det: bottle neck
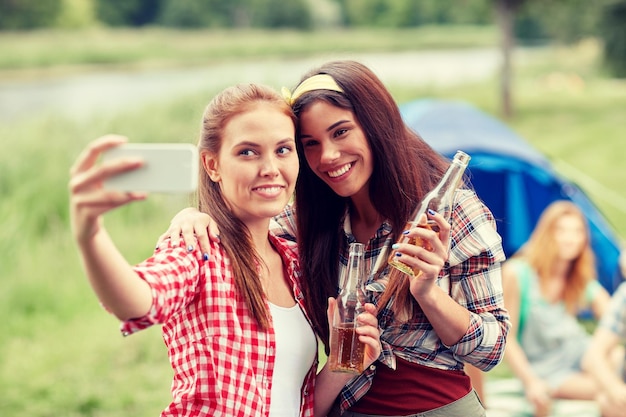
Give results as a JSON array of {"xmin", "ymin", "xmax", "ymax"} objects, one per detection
[{"xmin": 410, "ymin": 158, "xmax": 468, "ymax": 223}]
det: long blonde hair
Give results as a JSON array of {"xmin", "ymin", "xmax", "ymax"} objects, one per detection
[
  {"xmin": 197, "ymin": 83, "xmax": 296, "ymax": 329},
  {"xmin": 515, "ymin": 200, "xmax": 596, "ymax": 313}
]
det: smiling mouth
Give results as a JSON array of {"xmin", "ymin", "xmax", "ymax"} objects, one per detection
[
  {"xmin": 252, "ymin": 186, "xmax": 284, "ymax": 195},
  {"xmin": 327, "ymin": 163, "xmax": 353, "ymax": 178}
]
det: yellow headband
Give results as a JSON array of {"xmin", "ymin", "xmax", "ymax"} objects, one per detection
[{"xmin": 281, "ymin": 74, "xmax": 344, "ymax": 106}]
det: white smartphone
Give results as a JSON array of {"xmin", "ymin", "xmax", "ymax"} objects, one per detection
[{"xmin": 102, "ymin": 143, "xmax": 198, "ymax": 193}]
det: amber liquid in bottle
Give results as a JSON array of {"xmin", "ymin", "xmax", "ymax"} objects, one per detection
[
  {"xmin": 388, "ymin": 150, "xmax": 470, "ymax": 277},
  {"xmin": 329, "ymin": 242, "xmax": 366, "ymax": 374},
  {"xmin": 328, "ymin": 324, "xmax": 366, "ymax": 373},
  {"xmin": 388, "ymin": 221, "xmax": 439, "ymax": 276}
]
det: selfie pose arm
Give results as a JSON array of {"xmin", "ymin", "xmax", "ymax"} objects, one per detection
[{"xmin": 69, "ymin": 135, "xmax": 153, "ymax": 320}]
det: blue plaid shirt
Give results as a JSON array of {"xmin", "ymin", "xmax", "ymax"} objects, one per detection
[{"xmin": 272, "ymin": 189, "xmax": 510, "ymax": 413}]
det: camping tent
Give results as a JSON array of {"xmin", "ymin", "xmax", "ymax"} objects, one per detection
[{"xmin": 400, "ymin": 98, "xmax": 624, "ymax": 292}]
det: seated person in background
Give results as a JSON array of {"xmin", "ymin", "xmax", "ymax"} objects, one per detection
[
  {"xmin": 502, "ymin": 200, "xmax": 611, "ymax": 417},
  {"xmin": 582, "ymin": 254, "xmax": 626, "ymax": 417}
]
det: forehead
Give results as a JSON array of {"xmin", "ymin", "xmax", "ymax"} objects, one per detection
[
  {"xmin": 555, "ymin": 213, "xmax": 585, "ymax": 229},
  {"xmin": 223, "ymin": 104, "xmax": 294, "ymax": 136},
  {"xmin": 298, "ymin": 101, "xmax": 354, "ymax": 129}
]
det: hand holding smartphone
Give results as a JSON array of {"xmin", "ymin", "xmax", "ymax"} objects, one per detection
[{"xmin": 102, "ymin": 143, "xmax": 198, "ymax": 193}]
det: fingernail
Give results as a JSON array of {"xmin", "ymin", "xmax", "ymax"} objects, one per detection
[
  {"xmin": 402, "ymin": 230, "xmax": 410, "ymax": 235},
  {"xmin": 203, "ymin": 253, "xmax": 209, "ymax": 261},
  {"xmin": 395, "ymin": 252, "xmax": 402, "ymax": 257},
  {"xmin": 187, "ymin": 245, "xmax": 194, "ymax": 252},
  {"xmin": 392, "ymin": 244, "xmax": 399, "ymax": 250},
  {"xmin": 427, "ymin": 209, "xmax": 436, "ymax": 216}
]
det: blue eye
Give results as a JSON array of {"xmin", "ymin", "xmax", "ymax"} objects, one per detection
[
  {"xmin": 277, "ymin": 146, "xmax": 293, "ymax": 155},
  {"xmin": 239, "ymin": 149, "xmax": 255, "ymax": 156}
]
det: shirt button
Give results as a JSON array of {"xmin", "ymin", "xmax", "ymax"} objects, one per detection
[{"xmin": 369, "ymin": 365, "xmax": 376, "ymax": 371}]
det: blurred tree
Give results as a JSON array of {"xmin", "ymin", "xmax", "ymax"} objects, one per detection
[
  {"xmin": 338, "ymin": 0, "xmax": 494, "ymax": 27},
  {"xmin": 158, "ymin": 0, "xmax": 311, "ymax": 29},
  {"xmin": 95, "ymin": 0, "xmax": 164, "ymax": 26},
  {"xmin": 247, "ymin": 0, "xmax": 312, "ymax": 29},
  {"xmin": 494, "ymin": 0, "xmax": 525, "ymax": 119},
  {"xmin": 55, "ymin": 0, "xmax": 97, "ymax": 29},
  {"xmin": 447, "ymin": 0, "xmax": 493, "ymax": 25},
  {"xmin": 601, "ymin": 0, "xmax": 626, "ymax": 77},
  {"xmin": 515, "ymin": 0, "xmax": 602, "ymax": 45},
  {"xmin": 339, "ymin": 0, "xmax": 393, "ymax": 26},
  {"xmin": 304, "ymin": 0, "xmax": 342, "ymax": 27},
  {"xmin": 0, "ymin": 0, "xmax": 62, "ymax": 29},
  {"xmin": 158, "ymin": 0, "xmax": 225, "ymax": 28}
]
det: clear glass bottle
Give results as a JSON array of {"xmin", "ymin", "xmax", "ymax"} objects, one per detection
[
  {"xmin": 328, "ymin": 242, "xmax": 367, "ymax": 374},
  {"xmin": 388, "ymin": 150, "xmax": 471, "ymax": 277}
]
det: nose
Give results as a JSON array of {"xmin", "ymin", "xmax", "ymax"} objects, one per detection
[
  {"xmin": 320, "ymin": 142, "xmax": 340, "ymax": 164},
  {"xmin": 259, "ymin": 156, "xmax": 280, "ymax": 177}
]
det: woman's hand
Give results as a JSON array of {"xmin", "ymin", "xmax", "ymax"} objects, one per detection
[
  {"xmin": 357, "ymin": 302, "xmax": 383, "ymax": 368},
  {"xmin": 69, "ymin": 135, "xmax": 146, "ymax": 244},
  {"xmin": 313, "ymin": 299, "xmax": 381, "ymax": 417},
  {"xmin": 326, "ymin": 298, "xmax": 381, "ymax": 369},
  {"xmin": 156, "ymin": 208, "xmax": 217, "ymax": 254},
  {"xmin": 393, "ymin": 210, "xmax": 450, "ymax": 299}
]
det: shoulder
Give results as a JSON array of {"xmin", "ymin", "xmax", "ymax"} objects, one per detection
[
  {"xmin": 269, "ymin": 232, "xmax": 298, "ymax": 260},
  {"xmin": 270, "ymin": 203, "xmax": 297, "ymax": 242},
  {"xmin": 611, "ymin": 281, "xmax": 626, "ymax": 303},
  {"xmin": 598, "ymin": 281, "xmax": 626, "ymax": 335},
  {"xmin": 503, "ymin": 258, "xmax": 529, "ymax": 276},
  {"xmin": 453, "ymin": 189, "xmax": 495, "ymax": 223},
  {"xmin": 502, "ymin": 259, "xmax": 533, "ymax": 291}
]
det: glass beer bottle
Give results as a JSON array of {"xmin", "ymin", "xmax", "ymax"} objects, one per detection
[
  {"xmin": 388, "ymin": 150, "xmax": 471, "ymax": 277},
  {"xmin": 329, "ymin": 242, "xmax": 367, "ymax": 374}
]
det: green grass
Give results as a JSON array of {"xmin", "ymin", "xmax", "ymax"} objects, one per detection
[
  {"xmin": 1, "ymin": 28, "xmax": 625, "ymax": 416},
  {"xmin": 0, "ymin": 25, "xmax": 498, "ymax": 77}
]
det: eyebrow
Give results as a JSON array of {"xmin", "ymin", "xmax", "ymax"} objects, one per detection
[
  {"xmin": 300, "ymin": 119, "xmax": 350, "ymax": 139},
  {"xmin": 234, "ymin": 138, "xmax": 295, "ymax": 147}
]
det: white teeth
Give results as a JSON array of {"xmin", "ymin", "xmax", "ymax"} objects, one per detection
[
  {"xmin": 328, "ymin": 163, "xmax": 352, "ymax": 178},
  {"xmin": 255, "ymin": 186, "xmax": 282, "ymax": 193}
]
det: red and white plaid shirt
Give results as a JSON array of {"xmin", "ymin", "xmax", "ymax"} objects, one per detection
[{"xmin": 119, "ymin": 233, "xmax": 317, "ymax": 417}]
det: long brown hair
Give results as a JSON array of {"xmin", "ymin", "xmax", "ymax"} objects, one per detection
[
  {"xmin": 514, "ymin": 200, "xmax": 596, "ymax": 313},
  {"xmin": 291, "ymin": 60, "xmax": 448, "ymax": 347},
  {"xmin": 197, "ymin": 83, "xmax": 296, "ymax": 329}
]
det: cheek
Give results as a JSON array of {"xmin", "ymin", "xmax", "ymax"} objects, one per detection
[
  {"xmin": 288, "ymin": 159, "xmax": 300, "ymax": 178},
  {"xmin": 303, "ymin": 149, "xmax": 319, "ymax": 170}
]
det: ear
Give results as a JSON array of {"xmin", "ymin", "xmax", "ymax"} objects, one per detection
[{"xmin": 201, "ymin": 151, "xmax": 220, "ymax": 182}]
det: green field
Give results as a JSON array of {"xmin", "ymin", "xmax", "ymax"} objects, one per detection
[{"xmin": 1, "ymin": 27, "xmax": 624, "ymax": 416}]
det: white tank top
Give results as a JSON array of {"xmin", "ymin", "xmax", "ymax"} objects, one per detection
[{"xmin": 268, "ymin": 302, "xmax": 317, "ymax": 417}]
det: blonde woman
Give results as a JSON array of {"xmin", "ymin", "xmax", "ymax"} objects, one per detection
[{"xmin": 502, "ymin": 200, "xmax": 611, "ymax": 416}]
